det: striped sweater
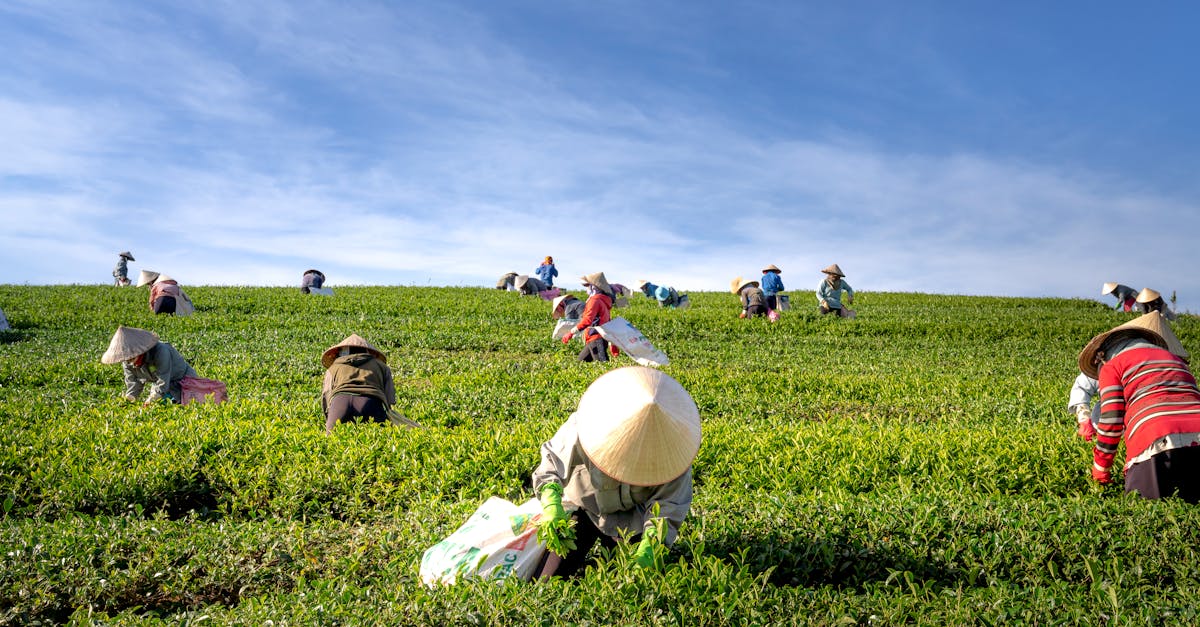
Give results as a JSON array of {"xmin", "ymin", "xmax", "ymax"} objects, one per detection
[{"xmin": 1095, "ymin": 346, "xmax": 1200, "ymax": 473}]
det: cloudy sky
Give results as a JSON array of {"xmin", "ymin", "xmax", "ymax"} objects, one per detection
[{"xmin": 2, "ymin": 2, "xmax": 1198, "ymax": 310}]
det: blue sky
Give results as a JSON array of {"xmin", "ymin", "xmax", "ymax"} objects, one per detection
[{"xmin": 2, "ymin": 1, "xmax": 1198, "ymax": 311}]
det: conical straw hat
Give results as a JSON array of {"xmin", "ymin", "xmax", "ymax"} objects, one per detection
[
  {"xmin": 100, "ymin": 326, "xmax": 159, "ymax": 364},
  {"xmin": 155, "ymin": 274, "xmax": 174, "ymax": 284},
  {"xmin": 321, "ymin": 334, "xmax": 387, "ymax": 368},
  {"xmin": 119, "ymin": 251, "xmax": 135, "ymax": 261},
  {"xmin": 636, "ymin": 279, "xmax": 650, "ymax": 290},
  {"xmin": 1136, "ymin": 288, "xmax": 1161, "ymax": 304},
  {"xmin": 1078, "ymin": 312, "xmax": 1189, "ymax": 378},
  {"xmin": 551, "ymin": 294, "xmax": 577, "ymax": 319},
  {"xmin": 137, "ymin": 270, "xmax": 160, "ymax": 287},
  {"xmin": 729, "ymin": 276, "xmax": 743, "ymax": 294},
  {"xmin": 762, "ymin": 264, "xmax": 782, "ymax": 273},
  {"xmin": 580, "ymin": 272, "xmax": 613, "ymax": 296},
  {"xmin": 1101, "ymin": 282, "xmax": 1119, "ymax": 295},
  {"xmin": 732, "ymin": 277, "xmax": 759, "ymax": 294},
  {"xmin": 575, "ymin": 367, "xmax": 701, "ymax": 486},
  {"xmin": 821, "ymin": 264, "xmax": 845, "ymax": 277},
  {"xmin": 514, "ymin": 275, "xmax": 531, "ymax": 289}
]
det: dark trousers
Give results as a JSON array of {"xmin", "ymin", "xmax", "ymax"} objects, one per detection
[
  {"xmin": 578, "ymin": 338, "xmax": 610, "ymax": 362},
  {"xmin": 152, "ymin": 296, "xmax": 177, "ymax": 314},
  {"xmin": 325, "ymin": 394, "xmax": 388, "ymax": 434},
  {"xmin": 745, "ymin": 304, "xmax": 768, "ymax": 318},
  {"xmin": 536, "ymin": 512, "xmax": 628, "ymax": 579},
  {"xmin": 1124, "ymin": 446, "xmax": 1200, "ymax": 503},
  {"xmin": 765, "ymin": 295, "xmax": 778, "ymax": 310}
]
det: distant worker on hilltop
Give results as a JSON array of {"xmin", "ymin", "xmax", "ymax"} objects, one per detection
[
  {"xmin": 301, "ymin": 269, "xmax": 330, "ymax": 295},
  {"xmin": 1101, "ymin": 282, "xmax": 1138, "ymax": 312},
  {"xmin": 636, "ymin": 279, "xmax": 686, "ymax": 309},
  {"xmin": 817, "ymin": 264, "xmax": 855, "ymax": 318},
  {"xmin": 535, "ymin": 256, "xmax": 559, "ymax": 289},
  {"xmin": 112, "ymin": 251, "xmax": 135, "ymax": 286},
  {"xmin": 1136, "ymin": 288, "xmax": 1176, "ymax": 321},
  {"xmin": 1077, "ymin": 312, "xmax": 1198, "ymax": 502},
  {"xmin": 496, "ymin": 272, "xmax": 519, "ymax": 290},
  {"xmin": 760, "ymin": 264, "xmax": 785, "ymax": 310}
]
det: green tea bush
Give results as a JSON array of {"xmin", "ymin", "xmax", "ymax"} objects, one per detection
[{"xmin": 0, "ymin": 285, "xmax": 1197, "ymax": 624}]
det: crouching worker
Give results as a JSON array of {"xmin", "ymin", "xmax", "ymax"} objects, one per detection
[
  {"xmin": 321, "ymin": 334, "xmax": 396, "ymax": 435},
  {"xmin": 731, "ymin": 277, "xmax": 768, "ymax": 318},
  {"xmin": 1078, "ymin": 312, "xmax": 1199, "ymax": 502},
  {"xmin": 817, "ymin": 264, "xmax": 854, "ymax": 317},
  {"xmin": 101, "ymin": 326, "xmax": 197, "ymax": 405},
  {"xmin": 533, "ymin": 366, "xmax": 701, "ymax": 578}
]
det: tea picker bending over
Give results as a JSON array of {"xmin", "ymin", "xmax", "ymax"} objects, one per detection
[
  {"xmin": 321, "ymin": 334, "xmax": 397, "ymax": 435},
  {"xmin": 496, "ymin": 272, "xmax": 519, "ymax": 290},
  {"xmin": 101, "ymin": 326, "xmax": 197, "ymax": 406},
  {"xmin": 731, "ymin": 276, "xmax": 767, "ymax": 318},
  {"xmin": 636, "ymin": 280, "xmax": 684, "ymax": 308},
  {"xmin": 1078, "ymin": 312, "xmax": 1200, "ymax": 501},
  {"xmin": 1136, "ymin": 288, "xmax": 1176, "ymax": 321},
  {"xmin": 1101, "ymin": 282, "xmax": 1139, "ymax": 312},
  {"xmin": 514, "ymin": 274, "xmax": 549, "ymax": 296},
  {"xmin": 533, "ymin": 366, "xmax": 701, "ymax": 578},
  {"xmin": 301, "ymin": 269, "xmax": 326, "ymax": 294}
]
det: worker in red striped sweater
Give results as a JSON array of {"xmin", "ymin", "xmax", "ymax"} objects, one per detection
[{"xmin": 1078, "ymin": 312, "xmax": 1199, "ymax": 502}]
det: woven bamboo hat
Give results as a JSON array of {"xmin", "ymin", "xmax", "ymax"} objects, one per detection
[
  {"xmin": 1077, "ymin": 312, "xmax": 1189, "ymax": 378},
  {"xmin": 1136, "ymin": 288, "xmax": 1162, "ymax": 304},
  {"xmin": 636, "ymin": 279, "xmax": 650, "ymax": 290},
  {"xmin": 580, "ymin": 272, "xmax": 613, "ymax": 296},
  {"xmin": 1101, "ymin": 282, "xmax": 1119, "ymax": 295},
  {"xmin": 321, "ymin": 334, "xmax": 387, "ymax": 368},
  {"xmin": 514, "ymin": 275, "xmax": 531, "ymax": 289},
  {"xmin": 119, "ymin": 251, "xmax": 135, "ymax": 261},
  {"xmin": 551, "ymin": 294, "xmax": 578, "ymax": 319},
  {"xmin": 575, "ymin": 366, "xmax": 701, "ymax": 486},
  {"xmin": 822, "ymin": 264, "xmax": 845, "ymax": 277},
  {"xmin": 762, "ymin": 264, "xmax": 782, "ymax": 273},
  {"xmin": 155, "ymin": 274, "xmax": 174, "ymax": 284},
  {"xmin": 137, "ymin": 270, "xmax": 160, "ymax": 287},
  {"xmin": 100, "ymin": 326, "xmax": 159, "ymax": 364},
  {"xmin": 730, "ymin": 277, "xmax": 759, "ymax": 294}
]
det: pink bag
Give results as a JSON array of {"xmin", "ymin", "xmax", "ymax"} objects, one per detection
[
  {"xmin": 767, "ymin": 309, "xmax": 781, "ymax": 322},
  {"xmin": 179, "ymin": 376, "xmax": 229, "ymax": 405},
  {"xmin": 538, "ymin": 288, "xmax": 561, "ymax": 301}
]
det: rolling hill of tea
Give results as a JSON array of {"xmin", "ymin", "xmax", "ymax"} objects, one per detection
[{"xmin": 1, "ymin": 285, "xmax": 1198, "ymax": 625}]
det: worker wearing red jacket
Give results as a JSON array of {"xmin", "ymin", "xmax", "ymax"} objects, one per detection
[
  {"xmin": 1078, "ymin": 312, "xmax": 1200, "ymax": 502},
  {"xmin": 562, "ymin": 271, "xmax": 620, "ymax": 362}
]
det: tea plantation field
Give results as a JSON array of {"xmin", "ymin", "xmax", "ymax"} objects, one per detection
[{"xmin": 1, "ymin": 285, "xmax": 1198, "ymax": 625}]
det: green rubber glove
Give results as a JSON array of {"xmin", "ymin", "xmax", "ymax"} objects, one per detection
[
  {"xmin": 540, "ymin": 483, "xmax": 566, "ymax": 523},
  {"xmin": 633, "ymin": 523, "xmax": 660, "ymax": 568}
]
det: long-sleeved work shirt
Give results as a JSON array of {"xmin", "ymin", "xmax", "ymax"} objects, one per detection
[
  {"xmin": 532, "ymin": 413, "xmax": 692, "ymax": 545},
  {"xmin": 817, "ymin": 278, "xmax": 854, "ymax": 309},
  {"xmin": 122, "ymin": 341, "xmax": 198, "ymax": 402},
  {"xmin": 760, "ymin": 272, "xmax": 784, "ymax": 296}
]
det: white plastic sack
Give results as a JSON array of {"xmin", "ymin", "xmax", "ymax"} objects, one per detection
[
  {"xmin": 309, "ymin": 287, "xmax": 335, "ymax": 296},
  {"xmin": 420, "ymin": 497, "xmax": 547, "ymax": 586},
  {"xmin": 175, "ymin": 291, "xmax": 195, "ymax": 317},
  {"xmin": 552, "ymin": 319, "xmax": 576, "ymax": 341},
  {"xmin": 595, "ymin": 317, "xmax": 670, "ymax": 367},
  {"xmin": 776, "ymin": 294, "xmax": 791, "ymax": 311}
]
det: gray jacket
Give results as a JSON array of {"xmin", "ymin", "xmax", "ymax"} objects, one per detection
[
  {"xmin": 533, "ymin": 413, "xmax": 692, "ymax": 544},
  {"xmin": 122, "ymin": 341, "xmax": 198, "ymax": 402}
]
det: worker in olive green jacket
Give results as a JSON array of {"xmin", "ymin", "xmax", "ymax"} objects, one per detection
[{"xmin": 321, "ymin": 334, "xmax": 396, "ymax": 434}]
